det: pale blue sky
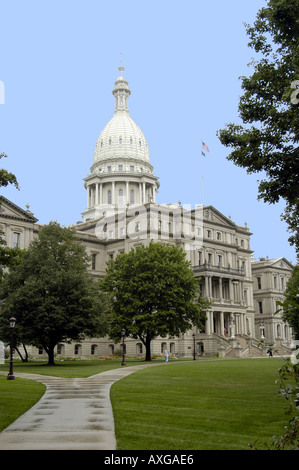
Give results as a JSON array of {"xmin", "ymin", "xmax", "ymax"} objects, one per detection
[{"xmin": 0, "ymin": 0, "xmax": 296, "ymax": 263}]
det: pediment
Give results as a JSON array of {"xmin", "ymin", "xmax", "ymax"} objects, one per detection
[
  {"xmin": 0, "ymin": 196, "xmax": 38, "ymax": 223},
  {"xmin": 203, "ymin": 206, "xmax": 237, "ymax": 229},
  {"xmin": 270, "ymin": 258, "xmax": 293, "ymax": 271}
]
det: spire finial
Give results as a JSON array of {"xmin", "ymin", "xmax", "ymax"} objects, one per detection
[{"xmin": 118, "ymin": 52, "xmax": 125, "ymax": 76}]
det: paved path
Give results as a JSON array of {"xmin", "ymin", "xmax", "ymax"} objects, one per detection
[{"xmin": 0, "ymin": 363, "xmax": 160, "ymax": 450}]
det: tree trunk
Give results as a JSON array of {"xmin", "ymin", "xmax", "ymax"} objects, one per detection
[
  {"xmin": 47, "ymin": 345, "xmax": 56, "ymax": 365},
  {"xmin": 145, "ymin": 335, "xmax": 151, "ymax": 361}
]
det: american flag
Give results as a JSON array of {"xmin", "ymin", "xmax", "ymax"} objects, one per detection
[{"xmin": 202, "ymin": 142, "xmax": 210, "ymax": 152}]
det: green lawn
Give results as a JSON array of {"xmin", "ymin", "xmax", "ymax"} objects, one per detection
[
  {"xmin": 0, "ymin": 375, "xmax": 46, "ymax": 432},
  {"xmin": 0, "ymin": 357, "xmax": 148, "ymax": 378},
  {"xmin": 110, "ymin": 358, "xmax": 291, "ymax": 450},
  {"xmin": 0, "ymin": 357, "xmax": 293, "ymax": 450}
]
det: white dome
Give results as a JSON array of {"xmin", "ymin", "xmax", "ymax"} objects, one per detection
[
  {"xmin": 93, "ymin": 112, "xmax": 150, "ymax": 163},
  {"xmin": 93, "ymin": 69, "xmax": 150, "ymax": 164}
]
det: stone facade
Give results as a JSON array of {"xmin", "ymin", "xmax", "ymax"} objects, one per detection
[
  {"xmin": 0, "ymin": 66, "xmax": 294, "ymax": 359},
  {"xmin": 252, "ymin": 257, "xmax": 293, "ymax": 346}
]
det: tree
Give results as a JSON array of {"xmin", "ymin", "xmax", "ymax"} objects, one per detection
[
  {"xmin": 0, "ymin": 153, "xmax": 19, "ymax": 190},
  {"xmin": 100, "ymin": 241, "xmax": 209, "ymax": 361},
  {"xmin": 0, "ymin": 222, "xmax": 110, "ymax": 365},
  {"xmin": 217, "ymin": 0, "xmax": 299, "ymax": 256},
  {"xmin": 278, "ymin": 264, "xmax": 299, "ymax": 340}
]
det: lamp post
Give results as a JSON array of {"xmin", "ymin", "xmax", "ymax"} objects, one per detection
[
  {"xmin": 192, "ymin": 333, "xmax": 196, "ymax": 360},
  {"xmin": 7, "ymin": 317, "xmax": 16, "ymax": 380},
  {"xmin": 121, "ymin": 328, "xmax": 126, "ymax": 366}
]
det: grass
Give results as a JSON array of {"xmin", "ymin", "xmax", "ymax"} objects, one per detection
[
  {"xmin": 110, "ymin": 358, "xmax": 291, "ymax": 450},
  {"xmin": 0, "ymin": 375, "xmax": 46, "ymax": 432},
  {"xmin": 0, "ymin": 357, "xmax": 293, "ymax": 449},
  {"xmin": 0, "ymin": 357, "xmax": 153, "ymax": 378}
]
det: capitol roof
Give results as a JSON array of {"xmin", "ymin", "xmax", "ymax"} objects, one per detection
[{"xmin": 93, "ymin": 67, "xmax": 150, "ymax": 164}]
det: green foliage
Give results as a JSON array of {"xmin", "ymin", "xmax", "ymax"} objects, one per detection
[
  {"xmin": 0, "ymin": 153, "xmax": 19, "ymax": 190},
  {"xmin": 0, "ymin": 222, "xmax": 110, "ymax": 364},
  {"xmin": 100, "ymin": 241, "xmax": 209, "ymax": 361},
  {"xmin": 272, "ymin": 359, "xmax": 299, "ymax": 449},
  {"xmin": 217, "ymin": 0, "xmax": 299, "ymax": 256}
]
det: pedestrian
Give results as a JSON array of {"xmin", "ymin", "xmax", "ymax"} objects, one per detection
[
  {"xmin": 267, "ymin": 347, "xmax": 273, "ymax": 357},
  {"xmin": 164, "ymin": 349, "xmax": 169, "ymax": 363}
]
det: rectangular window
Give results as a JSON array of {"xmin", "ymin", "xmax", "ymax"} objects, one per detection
[
  {"xmin": 91, "ymin": 253, "xmax": 97, "ymax": 270},
  {"xmin": 12, "ymin": 232, "xmax": 20, "ymax": 248},
  {"xmin": 257, "ymin": 277, "xmax": 262, "ymax": 289},
  {"xmin": 258, "ymin": 301, "xmax": 263, "ymax": 314}
]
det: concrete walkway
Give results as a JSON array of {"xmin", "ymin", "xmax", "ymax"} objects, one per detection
[{"xmin": 0, "ymin": 363, "xmax": 160, "ymax": 450}]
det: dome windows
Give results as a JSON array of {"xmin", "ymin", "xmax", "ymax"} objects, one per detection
[
  {"xmin": 109, "ymin": 138, "xmax": 112, "ymax": 145},
  {"xmin": 130, "ymin": 138, "xmax": 133, "ymax": 145},
  {"xmin": 119, "ymin": 137, "xmax": 122, "ymax": 145}
]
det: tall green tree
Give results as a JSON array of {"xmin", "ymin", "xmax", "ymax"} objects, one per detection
[
  {"xmin": 100, "ymin": 241, "xmax": 209, "ymax": 361},
  {"xmin": 0, "ymin": 222, "xmax": 110, "ymax": 365},
  {"xmin": 217, "ymin": 0, "xmax": 299, "ymax": 256}
]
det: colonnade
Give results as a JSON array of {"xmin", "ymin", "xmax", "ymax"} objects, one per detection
[
  {"xmin": 205, "ymin": 310, "xmax": 250, "ymax": 337},
  {"xmin": 203, "ymin": 275, "xmax": 245, "ymax": 304},
  {"xmin": 86, "ymin": 180, "xmax": 156, "ymax": 209}
]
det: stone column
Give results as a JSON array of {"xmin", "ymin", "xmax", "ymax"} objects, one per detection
[
  {"xmin": 95, "ymin": 183, "xmax": 99, "ymax": 205},
  {"xmin": 206, "ymin": 311, "xmax": 211, "ymax": 335},
  {"xmin": 229, "ymin": 279, "xmax": 234, "ymax": 302},
  {"xmin": 220, "ymin": 311, "xmax": 224, "ymax": 336},
  {"xmin": 126, "ymin": 181, "xmax": 129, "ymax": 204},
  {"xmin": 99, "ymin": 183, "xmax": 103, "ymax": 206},
  {"xmin": 139, "ymin": 183, "xmax": 142, "ymax": 203},
  {"xmin": 112, "ymin": 182, "xmax": 115, "ymax": 205},
  {"xmin": 87, "ymin": 185, "xmax": 90, "ymax": 209}
]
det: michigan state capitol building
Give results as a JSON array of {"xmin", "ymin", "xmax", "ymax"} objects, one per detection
[{"xmin": 0, "ymin": 66, "xmax": 294, "ymax": 359}]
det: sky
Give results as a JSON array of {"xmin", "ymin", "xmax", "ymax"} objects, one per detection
[{"xmin": 0, "ymin": 0, "xmax": 296, "ymax": 264}]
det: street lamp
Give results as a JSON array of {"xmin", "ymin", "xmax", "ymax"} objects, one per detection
[
  {"xmin": 121, "ymin": 328, "xmax": 126, "ymax": 366},
  {"xmin": 192, "ymin": 333, "xmax": 196, "ymax": 360},
  {"xmin": 7, "ymin": 317, "xmax": 16, "ymax": 381}
]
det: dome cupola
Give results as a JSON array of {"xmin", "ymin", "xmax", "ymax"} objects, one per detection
[{"xmin": 82, "ymin": 65, "xmax": 159, "ymax": 222}]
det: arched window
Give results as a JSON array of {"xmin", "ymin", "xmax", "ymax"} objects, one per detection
[
  {"xmin": 130, "ymin": 189, "xmax": 135, "ymax": 204},
  {"xmin": 119, "ymin": 189, "xmax": 124, "ymax": 204},
  {"xmin": 74, "ymin": 344, "xmax": 82, "ymax": 356},
  {"xmin": 91, "ymin": 344, "xmax": 98, "ymax": 355}
]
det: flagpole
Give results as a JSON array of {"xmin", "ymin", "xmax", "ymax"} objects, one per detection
[{"xmin": 200, "ymin": 141, "xmax": 210, "ymax": 206}]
